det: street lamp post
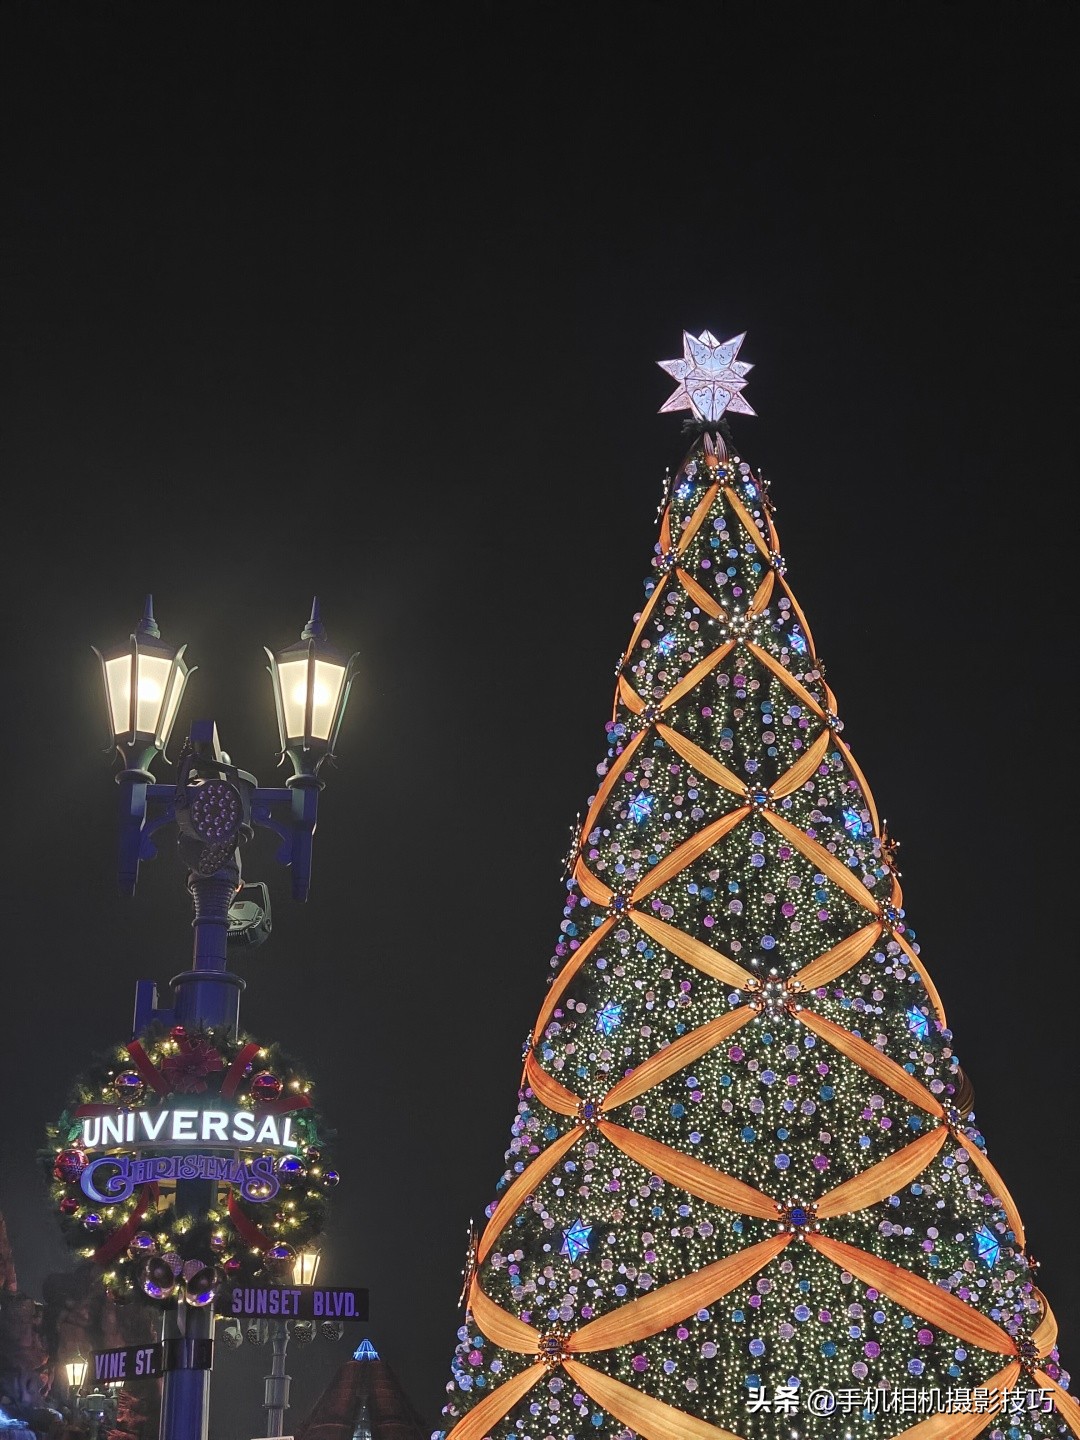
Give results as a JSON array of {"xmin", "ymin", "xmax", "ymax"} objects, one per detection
[
  {"xmin": 62, "ymin": 1353, "xmax": 88, "ymax": 1406},
  {"xmin": 61, "ymin": 1354, "xmax": 120, "ymax": 1439},
  {"xmin": 232, "ymin": 1240, "xmax": 344, "ymax": 1439},
  {"xmin": 91, "ymin": 598, "xmax": 358, "ymax": 1440},
  {"xmin": 75, "ymin": 1382, "xmax": 120, "ymax": 1439}
]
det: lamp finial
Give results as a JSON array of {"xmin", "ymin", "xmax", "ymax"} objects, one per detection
[
  {"xmin": 301, "ymin": 596, "xmax": 326, "ymax": 641},
  {"xmin": 137, "ymin": 594, "xmax": 161, "ymax": 640}
]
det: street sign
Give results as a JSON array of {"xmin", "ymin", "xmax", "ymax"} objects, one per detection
[
  {"xmin": 214, "ymin": 1284, "xmax": 368, "ymax": 1320},
  {"xmin": 92, "ymin": 1343, "xmax": 165, "ymax": 1382},
  {"xmin": 90, "ymin": 1338, "xmax": 213, "ymax": 1382}
]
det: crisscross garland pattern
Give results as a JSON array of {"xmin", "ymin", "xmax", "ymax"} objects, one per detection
[{"xmin": 438, "ymin": 440, "xmax": 1074, "ymax": 1440}]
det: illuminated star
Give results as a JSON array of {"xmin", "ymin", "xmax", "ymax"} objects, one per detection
[
  {"xmin": 658, "ymin": 330, "xmax": 756, "ymax": 423},
  {"xmin": 975, "ymin": 1226, "xmax": 1001, "ymax": 1268},
  {"xmin": 596, "ymin": 1002, "xmax": 623, "ymax": 1036},
  {"xmin": 561, "ymin": 1217, "xmax": 593, "ymax": 1262}
]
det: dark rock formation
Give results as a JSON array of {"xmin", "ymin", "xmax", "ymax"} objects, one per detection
[{"xmin": 0, "ymin": 1214, "xmax": 160, "ymax": 1440}]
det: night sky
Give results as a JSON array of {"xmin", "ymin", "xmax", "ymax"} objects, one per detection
[{"xmin": 2, "ymin": 3, "xmax": 1078, "ymax": 1436}]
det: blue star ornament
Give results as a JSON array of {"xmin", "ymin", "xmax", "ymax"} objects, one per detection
[
  {"xmin": 658, "ymin": 329, "xmax": 756, "ymax": 423},
  {"xmin": 974, "ymin": 1226, "xmax": 1001, "ymax": 1268},
  {"xmin": 561, "ymin": 1218, "xmax": 593, "ymax": 1262},
  {"xmin": 596, "ymin": 1002, "xmax": 623, "ymax": 1035}
]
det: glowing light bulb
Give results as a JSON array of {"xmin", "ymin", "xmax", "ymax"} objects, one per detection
[{"xmin": 290, "ymin": 679, "xmax": 333, "ymax": 711}]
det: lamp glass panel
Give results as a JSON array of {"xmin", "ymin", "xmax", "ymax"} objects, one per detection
[
  {"xmin": 158, "ymin": 660, "xmax": 185, "ymax": 745},
  {"xmin": 103, "ymin": 655, "xmax": 131, "ymax": 738},
  {"xmin": 104, "ymin": 653, "xmax": 172, "ymax": 740},
  {"xmin": 310, "ymin": 659, "xmax": 346, "ymax": 740},
  {"xmin": 135, "ymin": 654, "xmax": 174, "ymax": 736},
  {"xmin": 278, "ymin": 658, "xmax": 346, "ymax": 742},
  {"xmin": 65, "ymin": 1356, "xmax": 88, "ymax": 1390},
  {"xmin": 276, "ymin": 658, "xmax": 308, "ymax": 740}
]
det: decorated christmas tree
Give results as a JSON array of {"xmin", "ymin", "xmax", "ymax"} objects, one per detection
[{"xmin": 435, "ymin": 332, "xmax": 1077, "ymax": 1440}]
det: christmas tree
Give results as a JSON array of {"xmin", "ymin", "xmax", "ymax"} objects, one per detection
[{"xmin": 436, "ymin": 332, "xmax": 1077, "ymax": 1440}]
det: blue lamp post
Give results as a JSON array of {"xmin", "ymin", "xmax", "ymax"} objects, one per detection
[{"xmin": 92, "ymin": 597, "xmax": 358, "ymax": 1440}]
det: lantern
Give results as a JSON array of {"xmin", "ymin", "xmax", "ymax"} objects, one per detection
[
  {"xmin": 63, "ymin": 1352, "xmax": 88, "ymax": 1393},
  {"xmin": 265, "ymin": 598, "xmax": 357, "ymax": 778},
  {"xmin": 292, "ymin": 1240, "xmax": 323, "ymax": 1287},
  {"xmin": 92, "ymin": 596, "xmax": 193, "ymax": 773}
]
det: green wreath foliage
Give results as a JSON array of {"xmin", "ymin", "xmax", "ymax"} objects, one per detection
[{"xmin": 42, "ymin": 1022, "xmax": 338, "ymax": 1301}]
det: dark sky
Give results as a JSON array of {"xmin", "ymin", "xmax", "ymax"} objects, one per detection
[{"xmin": 2, "ymin": 2, "xmax": 1078, "ymax": 1435}]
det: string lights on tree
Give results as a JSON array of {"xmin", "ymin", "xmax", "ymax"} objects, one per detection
[{"xmin": 436, "ymin": 334, "xmax": 1076, "ymax": 1440}]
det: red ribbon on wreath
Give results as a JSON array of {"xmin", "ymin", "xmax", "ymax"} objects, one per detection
[
  {"xmin": 220, "ymin": 1042, "xmax": 261, "ymax": 1099},
  {"xmin": 227, "ymin": 1191, "xmax": 273, "ymax": 1253},
  {"xmin": 253, "ymin": 1094, "xmax": 312, "ymax": 1116},
  {"xmin": 93, "ymin": 1183, "xmax": 158, "ymax": 1265},
  {"xmin": 124, "ymin": 1041, "xmax": 172, "ymax": 1097}
]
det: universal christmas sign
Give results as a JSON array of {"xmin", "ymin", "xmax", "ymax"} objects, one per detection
[
  {"xmin": 79, "ymin": 1105, "xmax": 300, "ymax": 1151},
  {"xmin": 45, "ymin": 1025, "xmax": 340, "ymax": 1299},
  {"xmin": 78, "ymin": 1102, "xmax": 299, "ymax": 1204}
]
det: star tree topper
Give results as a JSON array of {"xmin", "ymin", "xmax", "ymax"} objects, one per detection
[{"xmin": 658, "ymin": 329, "xmax": 756, "ymax": 423}]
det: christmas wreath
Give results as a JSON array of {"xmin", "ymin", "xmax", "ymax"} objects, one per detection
[{"xmin": 43, "ymin": 1023, "xmax": 338, "ymax": 1302}]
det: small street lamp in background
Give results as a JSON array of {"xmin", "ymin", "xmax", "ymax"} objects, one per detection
[
  {"xmin": 62, "ymin": 1353, "xmax": 88, "ymax": 1402},
  {"xmin": 61, "ymin": 1354, "xmax": 118, "ymax": 1438},
  {"xmin": 292, "ymin": 1242, "xmax": 323, "ymax": 1288}
]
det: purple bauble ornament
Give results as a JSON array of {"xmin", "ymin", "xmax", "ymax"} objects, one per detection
[
  {"xmin": 276, "ymin": 1155, "xmax": 306, "ymax": 1186},
  {"xmin": 113, "ymin": 1071, "xmax": 145, "ymax": 1104},
  {"xmin": 264, "ymin": 1243, "xmax": 296, "ymax": 1273}
]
